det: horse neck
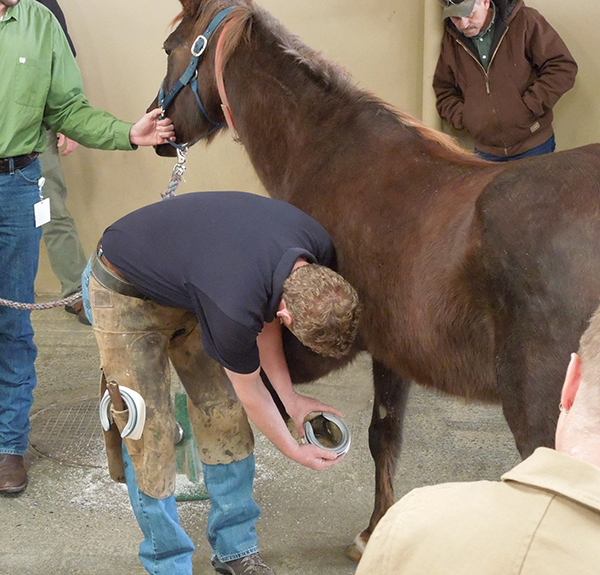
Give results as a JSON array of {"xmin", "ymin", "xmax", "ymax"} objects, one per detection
[{"xmin": 220, "ymin": 28, "xmax": 420, "ymax": 202}]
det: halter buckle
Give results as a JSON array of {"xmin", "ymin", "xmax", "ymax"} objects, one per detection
[{"xmin": 191, "ymin": 35, "xmax": 208, "ymax": 57}]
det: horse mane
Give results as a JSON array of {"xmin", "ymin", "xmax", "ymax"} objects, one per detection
[{"xmin": 189, "ymin": 0, "xmax": 475, "ymax": 159}]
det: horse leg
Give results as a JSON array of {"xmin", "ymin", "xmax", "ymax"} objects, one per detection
[
  {"xmin": 496, "ymin": 328, "xmax": 571, "ymax": 458},
  {"xmin": 346, "ymin": 359, "xmax": 411, "ymax": 562}
]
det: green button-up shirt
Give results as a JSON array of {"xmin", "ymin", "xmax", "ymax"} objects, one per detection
[
  {"xmin": 0, "ymin": 0, "xmax": 134, "ymax": 158},
  {"xmin": 472, "ymin": 2, "xmax": 497, "ymax": 71}
]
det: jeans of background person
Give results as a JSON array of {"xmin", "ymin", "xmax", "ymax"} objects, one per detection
[
  {"xmin": 0, "ymin": 160, "xmax": 43, "ymax": 456},
  {"xmin": 40, "ymin": 129, "xmax": 88, "ymax": 298},
  {"xmin": 82, "ymin": 262, "xmax": 262, "ymax": 565},
  {"xmin": 475, "ymin": 134, "xmax": 556, "ymax": 162}
]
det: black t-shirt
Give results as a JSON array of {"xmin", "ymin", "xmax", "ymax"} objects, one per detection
[{"xmin": 101, "ymin": 192, "xmax": 335, "ymax": 374}]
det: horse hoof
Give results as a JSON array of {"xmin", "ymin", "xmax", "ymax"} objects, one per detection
[{"xmin": 345, "ymin": 533, "xmax": 368, "ymax": 563}]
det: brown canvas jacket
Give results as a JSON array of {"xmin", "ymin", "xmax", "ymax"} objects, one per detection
[{"xmin": 433, "ymin": 0, "xmax": 577, "ymax": 157}]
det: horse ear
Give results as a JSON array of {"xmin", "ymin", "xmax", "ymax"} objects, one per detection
[{"xmin": 179, "ymin": 0, "xmax": 199, "ymax": 13}]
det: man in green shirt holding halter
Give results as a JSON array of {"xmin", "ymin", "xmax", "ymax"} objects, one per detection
[{"xmin": 0, "ymin": 0, "xmax": 174, "ymax": 493}]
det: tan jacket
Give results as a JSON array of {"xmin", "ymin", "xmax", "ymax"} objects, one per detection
[
  {"xmin": 356, "ymin": 448, "xmax": 600, "ymax": 575},
  {"xmin": 433, "ymin": 0, "xmax": 577, "ymax": 157}
]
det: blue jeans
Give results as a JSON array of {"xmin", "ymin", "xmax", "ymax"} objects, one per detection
[
  {"xmin": 82, "ymin": 258, "xmax": 93, "ymax": 323},
  {"xmin": 0, "ymin": 160, "xmax": 43, "ymax": 455},
  {"xmin": 202, "ymin": 456, "xmax": 260, "ymax": 562},
  {"xmin": 84, "ymin": 266, "xmax": 261, "ymax": 571},
  {"xmin": 123, "ymin": 448, "xmax": 260, "ymax": 573},
  {"xmin": 475, "ymin": 134, "xmax": 556, "ymax": 162},
  {"xmin": 123, "ymin": 444, "xmax": 195, "ymax": 575}
]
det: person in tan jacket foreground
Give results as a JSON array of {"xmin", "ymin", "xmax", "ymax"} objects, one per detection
[{"xmin": 356, "ymin": 303, "xmax": 600, "ymax": 574}]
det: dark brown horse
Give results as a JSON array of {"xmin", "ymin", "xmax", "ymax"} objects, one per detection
[{"xmin": 152, "ymin": 0, "xmax": 600, "ymax": 560}]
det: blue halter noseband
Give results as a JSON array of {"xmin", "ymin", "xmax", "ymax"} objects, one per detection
[{"xmin": 157, "ymin": 7, "xmax": 235, "ymax": 149}]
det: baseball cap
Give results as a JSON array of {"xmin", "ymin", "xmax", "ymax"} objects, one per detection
[{"xmin": 439, "ymin": 0, "xmax": 476, "ymax": 19}]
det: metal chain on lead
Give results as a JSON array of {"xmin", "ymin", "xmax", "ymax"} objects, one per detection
[{"xmin": 161, "ymin": 145, "xmax": 188, "ymax": 199}]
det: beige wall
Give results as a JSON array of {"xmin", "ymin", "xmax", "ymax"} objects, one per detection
[{"xmin": 36, "ymin": 0, "xmax": 600, "ymax": 293}]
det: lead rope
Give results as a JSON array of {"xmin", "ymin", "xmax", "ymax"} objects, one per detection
[
  {"xmin": 0, "ymin": 291, "xmax": 83, "ymax": 311},
  {"xmin": 161, "ymin": 144, "xmax": 188, "ymax": 199},
  {"xmin": 0, "ymin": 145, "xmax": 188, "ymax": 311}
]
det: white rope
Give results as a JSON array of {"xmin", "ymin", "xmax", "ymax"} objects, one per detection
[{"xmin": 0, "ymin": 291, "xmax": 82, "ymax": 311}]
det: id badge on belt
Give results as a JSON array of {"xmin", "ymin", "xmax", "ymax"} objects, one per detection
[{"xmin": 34, "ymin": 177, "xmax": 50, "ymax": 227}]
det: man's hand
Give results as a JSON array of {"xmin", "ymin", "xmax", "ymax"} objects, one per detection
[
  {"xmin": 256, "ymin": 319, "xmax": 344, "ymax": 438},
  {"xmin": 57, "ymin": 134, "xmax": 79, "ymax": 157},
  {"xmin": 129, "ymin": 108, "xmax": 175, "ymax": 147},
  {"xmin": 284, "ymin": 391, "xmax": 343, "ymax": 439},
  {"xmin": 226, "ymin": 367, "xmax": 344, "ymax": 471},
  {"xmin": 287, "ymin": 442, "xmax": 343, "ymax": 471}
]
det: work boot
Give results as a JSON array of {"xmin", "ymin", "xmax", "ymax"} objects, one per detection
[
  {"xmin": 212, "ymin": 553, "xmax": 276, "ymax": 575},
  {"xmin": 65, "ymin": 300, "xmax": 92, "ymax": 326},
  {"xmin": 0, "ymin": 454, "xmax": 27, "ymax": 494}
]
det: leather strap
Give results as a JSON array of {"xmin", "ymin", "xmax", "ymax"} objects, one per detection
[
  {"xmin": 0, "ymin": 153, "xmax": 39, "ymax": 173},
  {"xmin": 90, "ymin": 250, "xmax": 146, "ymax": 299}
]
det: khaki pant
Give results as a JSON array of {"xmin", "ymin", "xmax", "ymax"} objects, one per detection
[
  {"xmin": 89, "ymin": 274, "xmax": 254, "ymax": 499},
  {"xmin": 40, "ymin": 130, "xmax": 88, "ymax": 297}
]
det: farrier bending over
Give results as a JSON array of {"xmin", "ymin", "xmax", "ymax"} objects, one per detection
[{"xmin": 83, "ymin": 191, "xmax": 361, "ymax": 575}]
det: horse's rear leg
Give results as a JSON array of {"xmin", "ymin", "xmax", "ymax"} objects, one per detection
[
  {"xmin": 346, "ymin": 359, "xmax": 410, "ymax": 562},
  {"xmin": 497, "ymin": 333, "xmax": 570, "ymax": 457}
]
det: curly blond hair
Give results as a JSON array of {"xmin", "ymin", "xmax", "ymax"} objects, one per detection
[{"xmin": 282, "ymin": 264, "xmax": 361, "ymax": 358}]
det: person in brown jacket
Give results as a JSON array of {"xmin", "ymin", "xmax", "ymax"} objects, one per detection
[
  {"xmin": 433, "ymin": 0, "xmax": 577, "ymax": 161},
  {"xmin": 355, "ymin": 300, "xmax": 600, "ymax": 575}
]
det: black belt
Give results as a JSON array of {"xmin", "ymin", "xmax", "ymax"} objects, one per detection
[
  {"xmin": 0, "ymin": 153, "xmax": 39, "ymax": 174},
  {"xmin": 90, "ymin": 248, "xmax": 147, "ymax": 299}
]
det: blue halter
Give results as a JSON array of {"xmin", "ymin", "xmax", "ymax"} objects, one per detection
[{"xmin": 157, "ymin": 7, "xmax": 235, "ymax": 149}]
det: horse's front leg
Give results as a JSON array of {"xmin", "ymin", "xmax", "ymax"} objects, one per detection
[{"xmin": 346, "ymin": 359, "xmax": 411, "ymax": 562}]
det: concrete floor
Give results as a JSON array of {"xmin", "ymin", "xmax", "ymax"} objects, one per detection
[{"xmin": 0, "ymin": 303, "xmax": 521, "ymax": 575}]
